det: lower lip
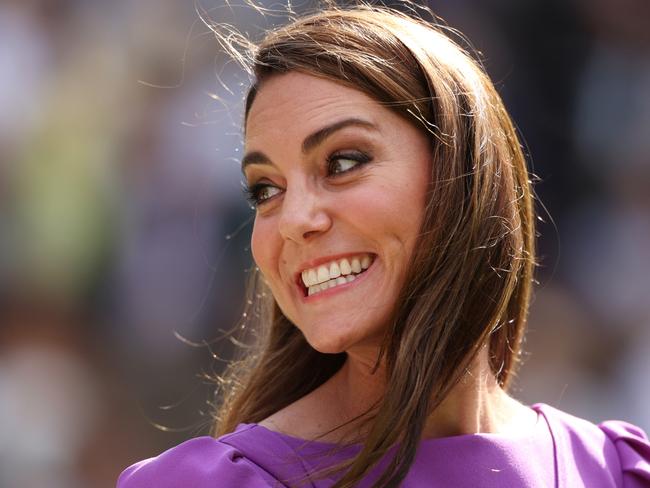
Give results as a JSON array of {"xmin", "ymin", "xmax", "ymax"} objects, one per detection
[{"xmin": 299, "ymin": 260, "xmax": 376, "ymax": 303}]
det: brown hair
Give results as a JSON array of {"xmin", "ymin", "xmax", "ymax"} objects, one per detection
[{"xmin": 210, "ymin": 5, "xmax": 536, "ymax": 487}]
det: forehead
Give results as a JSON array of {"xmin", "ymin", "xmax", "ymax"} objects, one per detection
[{"xmin": 245, "ymin": 72, "xmax": 386, "ymax": 147}]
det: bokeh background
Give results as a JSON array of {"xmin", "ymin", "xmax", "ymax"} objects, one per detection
[{"xmin": 1, "ymin": 0, "xmax": 649, "ymax": 486}]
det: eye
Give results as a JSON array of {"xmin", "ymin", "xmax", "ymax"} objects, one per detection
[
  {"xmin": 327, "ymin": 151, "xmax": 372, "ymax": 176},
  {"xmin": 243, "ymin": 182, "xmax": 283, "ymax": 207}
]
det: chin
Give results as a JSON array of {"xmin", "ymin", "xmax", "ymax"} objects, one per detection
[
  {"xmin": 304, "ymin": 335, "xmax": 349, "ymax": 355},
  {"xmin": 304, "ymin": 327, "xmax": 383, "ymax": 357},
  {"xmin": 291, "ymin": 311, "xmax": 386, "ymax": 355}
]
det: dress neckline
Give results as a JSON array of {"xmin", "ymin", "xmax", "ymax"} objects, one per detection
[{"xmin": 237, "ymin": 403, "xmax": 551, "ymax": 450}]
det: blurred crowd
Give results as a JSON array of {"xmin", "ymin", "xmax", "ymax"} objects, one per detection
[{"xmin": 0, "ymin": 0, "xmax": 648, "ymax": 486}]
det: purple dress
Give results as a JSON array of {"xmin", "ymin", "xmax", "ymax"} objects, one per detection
[{"xmin": 117, "ymin": 403, "xmax": 650, "ymax": 487}]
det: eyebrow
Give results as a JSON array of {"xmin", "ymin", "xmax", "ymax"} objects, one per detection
[{"xmin": 241, "ymin": 118, "xmax": 377, "ymax": 172}]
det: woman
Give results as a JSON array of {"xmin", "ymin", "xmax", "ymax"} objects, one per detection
[{"xmin": 118, "ymin": 6, "xmax": 650, "ymax": 487}]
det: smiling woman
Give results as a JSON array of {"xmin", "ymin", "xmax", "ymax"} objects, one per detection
[
  {"xmin": 244, "ymin": 73, "xmax": 431, "ymax": 355},
  {"xmin": 117, "ymin": 5, "xmax": 650, "ymax": 488}
]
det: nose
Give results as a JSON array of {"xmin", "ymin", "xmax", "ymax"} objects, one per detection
[{"xmin": 278, "ymin": 186, "xmax": 332, "ymax": 243}]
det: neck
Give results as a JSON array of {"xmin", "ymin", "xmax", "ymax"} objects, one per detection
[{"xmin": 328, "ymin": 344, "xmax": 535, "ymax": 440}]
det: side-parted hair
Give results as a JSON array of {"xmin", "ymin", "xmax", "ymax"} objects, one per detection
[{"xmin": 210, "ymin": 5, "xmax": 536, "ymax": 487}]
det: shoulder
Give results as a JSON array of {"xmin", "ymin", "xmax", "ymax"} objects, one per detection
[
  {"xmin": 116, "ymin": 425, "xmax": 300, "ymax": 488},
  {"xmin": 534, "ymin": 403, "xmax": 650, "ymax": 487},
  {"xmin": 598, "ymin": 419, "xmax": 650, "ymax": 486}
]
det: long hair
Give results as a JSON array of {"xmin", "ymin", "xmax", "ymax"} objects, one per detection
[{"xmin": 210, "ymin": 6, "xmax": 536, "ymax": 487}]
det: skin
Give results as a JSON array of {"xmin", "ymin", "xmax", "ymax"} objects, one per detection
[{"xmin": 243, "ymin": 72, "xmax": 538, "ymax": 442}]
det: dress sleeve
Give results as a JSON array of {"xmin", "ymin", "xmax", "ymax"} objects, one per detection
[
  {"xmin": 599, "ymin": 420, "xmax": 650, "ymax": 488},
  {"xmin": 116, "ymin": 436, "xmax": 281, "ymax": 488}
]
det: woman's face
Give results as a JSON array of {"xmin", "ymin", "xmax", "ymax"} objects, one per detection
[{"xmin": 243, "ymin": 72, "xmax": 431, "ymax": 355}]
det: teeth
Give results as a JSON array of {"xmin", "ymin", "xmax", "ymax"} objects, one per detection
[
  {"xmin": 317, "ymin": 266, "xmax": 329, "ymax": 284},
  {"xmin": 307, "ymin": 275, "xmax": 351, "ymax": 296},
  {"xmin": 307, "ymin": 269, "xmax": 318, "ymax": 286},
  {"xmin": 339, "ymin": 259, "xmax": 352, "ymax": 275},
  {"xmin": 300, "ymin": 254, "xmax": 374, "ymax": 289}
]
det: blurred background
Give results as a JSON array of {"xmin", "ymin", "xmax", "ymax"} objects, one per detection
[{"xmin": 0, "ymin": 0, "xmax": 648, "ymax": 486}]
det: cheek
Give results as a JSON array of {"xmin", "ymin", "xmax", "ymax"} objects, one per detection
[
  {"xmin": 347, "ymin": 179, "xmax": 427, "ymax": 247},
  {"xmin": 251, "ymin": 215, "xmax": 301, "ymax": 325},
  {"xmin": 250, "ymin": 217, "xmax": 277, "ymax": 275},
  {"xmin": 251, "ymin": 217, "xmax": 288, "ymax": 309}
]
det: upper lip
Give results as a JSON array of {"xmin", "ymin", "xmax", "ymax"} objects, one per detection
[{"xmin": 293, "ymin": 252, "xmax": 375, "ymax": 285}]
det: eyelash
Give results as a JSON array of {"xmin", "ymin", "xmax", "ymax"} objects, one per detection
[
  {"xmin": 243, "ymin": 150, "xmax": 372, "ymax": 208},
  {"xmin": 326, "ymin": 150, "xmax": 372, "ymax": 176},
  {"xmin": 242, "ymin": 182, "xmax": 278, "ymax": 208}
]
